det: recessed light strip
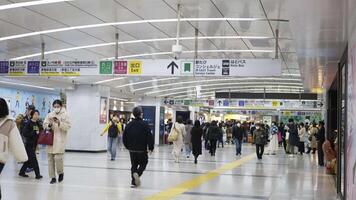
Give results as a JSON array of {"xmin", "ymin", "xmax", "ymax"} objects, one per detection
[
  {"xmin": 133, "ymin": 78, "xmax": 302, "ymax": 92},
  {"xmin": 0, "ymin": 18, "xmax": 289, "ymax": 42},
  {"xmin": 0, "ymin": 0, "xmax": 71, "ymax": 11},
  {"xmin": 10, "ymin": 35, "xmax": 286, "ymax": 60},
  {"xmin": 94, "ymin": 77, "xmax": 126, "ymax": 84},
  {"xmin": 115, "ymin": 77, "xmax": 178, "ymax": 88},
  {"xmin": 0, "ymin": 80, "xmax": 55, "ymax": 90}
]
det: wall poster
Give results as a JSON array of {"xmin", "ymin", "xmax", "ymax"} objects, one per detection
[{"xmin": 100, "ymin": 97, "xmax": 108, "ymax": 124}]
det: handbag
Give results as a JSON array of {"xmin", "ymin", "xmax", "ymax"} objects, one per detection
[
  {"xmin": 168, "ymin": 124, "xmax": 179, "ymax": 142},
  {"xmin": 37, "ymin": 129, "xmax": 54, "ymax": 145}
]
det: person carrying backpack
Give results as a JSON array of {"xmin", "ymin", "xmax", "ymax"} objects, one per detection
[{"xmin": 101, "ymin": 115, "xmax": 122, "ymax": 161}]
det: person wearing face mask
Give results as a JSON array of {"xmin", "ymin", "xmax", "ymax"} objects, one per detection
[
  {"xmin": 100, "ymin": 115, "xmax": 122, "ymax": 161},
  {"xmin": 43, "ymin": 100, "xmax": 71, "ymax": 184},
  {"xmin": 253, "ymin": 123, "xmax": 267, "ymax": 160},
  {"xmin": 19, "ymin": 110, "xmax": 43, "ymax": 179},
  {"xmin": 266, "ymin": 122, "xmax": 279, "ymax": 155},
  {"xmin": 232, "ymin": 122, "xmax": 244, "ymax": 156}
]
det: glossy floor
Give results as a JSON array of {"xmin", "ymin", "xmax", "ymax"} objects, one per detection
[{"xmin": 1, "ymin": 144, "xmax": 337, "ymax": 200}]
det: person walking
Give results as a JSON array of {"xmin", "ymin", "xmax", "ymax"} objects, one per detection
[
  {"xmin": 203, "ymin": 123, "xmax": 210, "ymax": 150},
  {"xmin": 316, "ymin": 121, "xmax": 326, "ymax": 166},
  {"xmin": 217, "ymin": 123, "xmax": 225, "ymax": 148},
  {"xmin": 253, "ymin": 123, "xmax": 267, "ymax": 160},
  {"xmin": 226, "ymin": 123, "xmax": 233, "ymax": 144},
  {"xmin": 184, "ymin": 120, "xmax": 193, "ymax": 158},
  {"xmin": 298, "ymin": 123, "xmax": 306, "ymax": 155},
  {"xmin": 286, "ymin": 119, "xmax": 299, "ymax": 156},
  {"xmin": 266, "ymin": 122, "xmax": 279, "ymax": 155},
  {"xmin": 100, "ymin": 115, "xmax": 122, "ymax": 161},
  {"xmin": 323, "ymin": 133, "xmax": 337, "ymax": 174},
  {"xmin": 123, "ymin": 107, "xmax": 154, "ymax": 188},
  {"xmin": 308, "ymin": 123, "xmax": 318, "ymax": 154},
  {"xmin": 19, "ymin": 110, "xmax": 43, "ymax": 179},
  {"xmin": 171, "ymin": 116, "xmax": 186, "ymax": 163},
  {"xmin": 191, "ymin": 120, "xmax": 203, "ymax": 164},
  {"xmin": 0, "ymin": 98, "xmax": 28, "ymax": 199},
  {"xmin": 43, "ymin": 100, "xmax": 71, "ymax": 184},
  {"xmin": 232, "ymin": 121, "xmax": 244, "ymax": 156},
  {"xmin": 207, "ymin": 121, "xmax": 221, "ymax": 156}
]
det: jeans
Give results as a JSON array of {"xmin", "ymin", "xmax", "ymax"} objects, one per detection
[
  {"xmin": 234, "ymin": 138, "xmax": 242, "ymax": 155},
  {"xmin": 318, "ymin": 142, "xmax": 324, "ymax": 166},
  {"xmin": 185, "ymin": 143, "xmax": 192, "ymax": 157},
  {"xmin": 256, "ymin": 144, "xmax": 265, "ymax": 159},
  {"xmin": 20, "ymin": 146, "xmax": 40, "ymax": 176},
  {"xmin": 107, "ymin": 136, "xmax": 118, "ymax": 160},
  {"xmin": 129, "ymin": 152, "xmax": 148, "ymax": 185},
  {"xmin": 209, "ymin": 139, "xmax": 217, "ymax": 156}
]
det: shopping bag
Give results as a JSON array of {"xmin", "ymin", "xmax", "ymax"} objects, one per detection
[
  {"xmin": 168, "ymin": 124, "xmax": 179, "ymax": 142},
  {"xmin": 37, "ymin": 129, "xmax": 54, "ymax": 145}
]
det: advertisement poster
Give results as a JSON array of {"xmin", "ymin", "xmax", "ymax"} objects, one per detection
[{"xmin": 100, "ymin": 97, "xmax": 108, "ymax": 124}]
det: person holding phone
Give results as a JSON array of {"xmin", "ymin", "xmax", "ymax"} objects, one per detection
[{"xmin": 43, "ymin": 100, "xmax": 71, "ymax": 184}]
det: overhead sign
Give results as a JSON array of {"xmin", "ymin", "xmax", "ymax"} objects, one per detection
[{"xmin": 0, "ymin": 59, "xmax": 281, "ymax": 77}]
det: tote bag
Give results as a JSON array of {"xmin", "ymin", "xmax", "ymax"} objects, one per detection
[
  {"xmin": 37, "ymin": 129, "xmax": 54, "ymax": 145},
  {"xmin": 168, "ymin": 123, "xmax": 179, "ymax": 142}
]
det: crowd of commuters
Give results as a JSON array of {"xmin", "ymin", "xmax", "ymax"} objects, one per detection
[{"xmin": 0, "ymin": 95, "xmax": 340, "ymax": 196}]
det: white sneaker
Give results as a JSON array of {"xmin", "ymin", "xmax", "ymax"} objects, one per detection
[{"xmin": 133, "ymin": 173, "xmax": 141, "ymax": 187}]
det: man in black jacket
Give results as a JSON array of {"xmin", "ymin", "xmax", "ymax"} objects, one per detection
[
  {"xmin": 123, "ymin": 107, "xmax": 154, "ymax": 187},
  {"xmin": 232, "ymin": 122, "xmax": 244, "ymax": 156},
  {"xmin": 316, "ymin": 121, "xmax": 326, "ymax": 166}
]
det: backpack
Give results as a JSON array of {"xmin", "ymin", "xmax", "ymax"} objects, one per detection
[{"xmin": 108, "ymin": 121, "xmax": 119, "ymax": 138}]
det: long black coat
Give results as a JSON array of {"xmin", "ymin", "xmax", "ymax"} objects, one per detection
[
  {"xmin": 287, "ymin": 123, "xmax": 299, "ymax": 146},
  {"xmin": 191, "ymin": 127, "xmax": 203, "ymax": 156}
]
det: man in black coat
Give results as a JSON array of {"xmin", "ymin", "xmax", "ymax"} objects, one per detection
[
  {"xmin": 287, "ymin": 118, "xmax": 299, "ymax": 155},
  {"xmin": 123, "ymin": 107, "xmax": 154, "ymax": 187},
  {"xmin": 316, "ymin": 121, "xmax": 326, "ymax": 166},
  {"xmin": 232, "ymin": 122, "xmax": 244, "ymax": 156}
]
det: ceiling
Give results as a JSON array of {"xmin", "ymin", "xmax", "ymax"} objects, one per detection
[{"xmin": 0, "ymin": 0, "xmax": 347, "ymax": 100}]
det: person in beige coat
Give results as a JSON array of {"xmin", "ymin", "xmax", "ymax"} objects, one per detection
[
  {"xmin": 0, "ymin": 98, "xmax": 28, "ymax": 199},
  {"xmin": 308, "ymin": 123, "xmax": 318, "ymax": 154},
  {"xmin": 43, "ymin": 100, "xmax": 71, "ymax": 184},
  {"xmin": 171, "ymin": 116, "xmax": 186, "ymax": 163}
]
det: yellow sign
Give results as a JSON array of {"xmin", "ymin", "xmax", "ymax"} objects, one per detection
[
  {"xmin": 272, "ymin": 101, "xmax": 279, "ymax": 107},
  {"xmin": 128, "ymin": 60, "xmax": 142, "ymax": 74}
]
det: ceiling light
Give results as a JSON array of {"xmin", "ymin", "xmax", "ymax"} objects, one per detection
[
  {"xmin": 145, "ymin": 82, "xmax": 303, "ymax": 95},
  {"xmin": 115, "ymin": 77, "xmax": 178, "ymax": 88},
  {"xmin": 0, "ymin": 81, "xmax": 55, "ymax": 90},
  {"xmin": 0, "ymin": 0, "xmax": 71, "ymax": 11},
  {"xmin": 133, "ymin": 78, "xmax": 302, "ymax": 92},
  {"xmin": 0, "ymin": 18, "xmax": 288, "ymax": 42},
  {"xmin": 109, "ymin": 97, "xmax": 128, "ymax": 101},
  {"xmin": 10, "ymin": 35, "xmax": 286, "ymax": 60},
  {"xmin": 95, "ymin": 77, "xmax": 126, "ymax": 84}
]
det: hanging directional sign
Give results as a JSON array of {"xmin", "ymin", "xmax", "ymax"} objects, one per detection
[
  {"xmin": 167, "ymin": 61, "xmax": 178, "ymax": 75},
  {"xmin": 0, "ymin": 59, "xmax": 281, "ymax": 77}
]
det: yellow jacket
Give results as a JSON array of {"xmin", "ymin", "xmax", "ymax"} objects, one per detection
[{"xmin": 101, "ymin": 121, "xmax": 122, "ymax": 136}]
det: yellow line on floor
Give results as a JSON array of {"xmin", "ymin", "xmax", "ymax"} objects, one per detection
[{"xmin": 144, "ymin": 154, "xmax": 255, "ymax": 200}]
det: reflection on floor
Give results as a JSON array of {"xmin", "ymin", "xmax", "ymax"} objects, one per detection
[{"xmin": 1, "ymin": 144, "xmax": 337, "ymax": 200}]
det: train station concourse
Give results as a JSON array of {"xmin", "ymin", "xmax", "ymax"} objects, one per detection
[{"xmin": 0, "ymin": 0, "xmax": 356, "ymax": 199}]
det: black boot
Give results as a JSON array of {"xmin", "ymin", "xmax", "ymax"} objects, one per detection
[
  {"xmin": 50, "ymin": 178, "xmax": 57, "ymax": 184},
  {"xmin": 58, "ymin": 173, "xmax": 64, "ymax": 182},
  {"xmin": 194, "ymin": 156, "xmax": 198, "ymax": 164}
]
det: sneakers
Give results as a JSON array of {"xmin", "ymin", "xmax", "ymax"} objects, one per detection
[
  {"xmin": 19, "ymin": 173, "xmax": 29, "ymax": 178},
  {"xmin": 58, "ymin": 173, "xmax": 64, "ymax": 182},
  {"xmin": 133, "ymin": 173, "xmax": 141, "ymax": 187},
  {"xmin": 50, "ymin": 178, "xmax": 57, "ymax": 184},
  {"xmin": 35, "ymin": 175, "xmax": 43, "ymax": 180}
]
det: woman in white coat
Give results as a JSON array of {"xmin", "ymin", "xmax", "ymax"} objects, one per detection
[
  {"xmin": 266, "ymin": 122, "xmax": 279, "ymax": 155},
  {"xmin": 171, "ymin": 116, "xmax": 186, "ymax": 163},
  {"xmin": 0, "ymin": 98, "xmax": 28, "ymax": 199},
  {"xmin": 43, "ymin": 100, "xmax": 71, "ymax": 184}
]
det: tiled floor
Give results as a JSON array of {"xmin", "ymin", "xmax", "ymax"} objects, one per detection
[{"xmin": 1, "ymin": 143, "xmax": 338, "ymax": 200}]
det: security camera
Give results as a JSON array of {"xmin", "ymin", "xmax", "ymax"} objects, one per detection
[{"xmin": 172, "ymin": 44, "xmax": 182, "ymax": 60}]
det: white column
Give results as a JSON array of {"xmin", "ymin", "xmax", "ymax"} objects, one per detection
[{"xmin": 66, "ymin": 85, "xmax": 110, "ymax": 151}]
